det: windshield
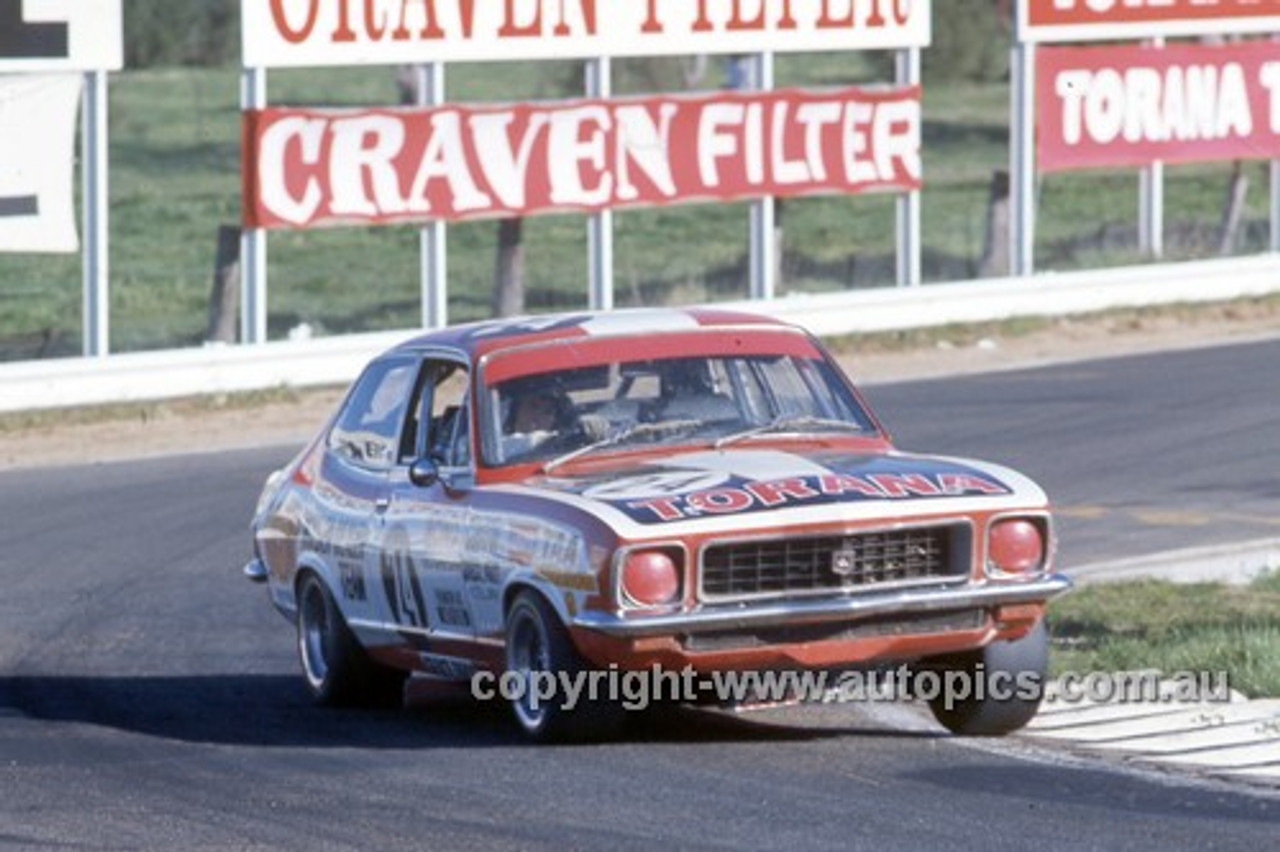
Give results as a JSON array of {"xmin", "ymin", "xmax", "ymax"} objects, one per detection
[{"xmin": 481, "ymin": 352, "xmax": 878, "ymax": 468}]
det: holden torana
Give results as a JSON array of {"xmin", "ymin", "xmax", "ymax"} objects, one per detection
[{"xmin": 245, "ymin": 308, "xmax": 1070, "ymax": 740}]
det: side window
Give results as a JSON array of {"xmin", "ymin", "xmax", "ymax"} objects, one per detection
[
  {"xmin": 420, "ymin": 361, "xmax": 472, "ymax": 468},
  {"xmin": 328, "ymin": 358, "xmax": 417, "ymax": 471}
]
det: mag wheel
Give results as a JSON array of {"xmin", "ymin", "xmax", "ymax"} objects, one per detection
[
  {"xmin": 297, "ymin": 572, "xmax": 404, "ymax": 707},
  {"xmin": 504, "ymin": 591, "xmax": 623, "ymax": 742},
  {"xmin": 926, "ymin": 619, "xmax": 1049, "ymax": 736}
]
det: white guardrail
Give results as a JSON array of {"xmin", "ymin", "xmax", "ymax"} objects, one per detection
[{"xmin": 1, "ymin": 254, "xmax": 1277, "ymax": 414}]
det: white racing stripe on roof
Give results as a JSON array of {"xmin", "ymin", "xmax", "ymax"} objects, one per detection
[{"xmin": 579, "ymin": 310, "xmax": 700, "ymax": 337}]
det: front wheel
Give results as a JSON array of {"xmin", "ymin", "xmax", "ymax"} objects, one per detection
[
  {"xmin": 296, "ymin": 572, "xmax": 404, "ymax": 707},
  {"xmin": 925, "ymin": 619, "xmax": 1049, "ymax": 736},
  {"xmin": 504, "ymin": 591, "xmax": 624, "ymax": 742}
]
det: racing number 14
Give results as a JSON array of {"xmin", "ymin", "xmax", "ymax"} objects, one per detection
[{"xmin": 380, "ymin": 548, "xmax": 429, "ymax": 629}]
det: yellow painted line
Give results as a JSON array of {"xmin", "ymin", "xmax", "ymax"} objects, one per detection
[
  {"xmin": 1129, "ymin": 509, "xmax": 1214, "ymax": 527},
  {"xmin": 1234, "ymin": 513, "xmax": 1280, "ymax": 528},
  {"xmin": 1054, "ymin": 505, "xmax": 1110, "ymax": 519}
]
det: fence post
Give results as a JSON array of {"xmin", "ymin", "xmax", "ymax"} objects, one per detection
[
  {"xmin": 980, "ymin": 171, "xmax": 1011, "ymax": 278},
  {"xmin": 206, "ymin": 225, "xmax": 241, "ymax": 343}
]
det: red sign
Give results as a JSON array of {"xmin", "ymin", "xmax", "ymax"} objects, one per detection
[
  {"xmin": 1020, "ymin": 0, "xmax": 1280, "ymax": 41},
  {"xmin": 1037, "ymin": 42, "xmax": 1280, "ymax": 172},
  {"xmin": 242, "ymin": 87, "xmax": 921, "ymax": 230}
]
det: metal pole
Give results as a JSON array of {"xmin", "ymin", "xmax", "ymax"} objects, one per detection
[
  {"xmin": 895, "ymin": 48, "xmax": 922, "ymax": 288},
  {"xmin": 1010, "ymin": 40, "xmax": 1036, "ymax": 277},
  {"xmin": 1139, "ymin": 162, "xmax": 1164, "ymax": 258},
  {"xmin": 1272, "ymin": 160, "xmax": 1279, "ymax": 253},
  {"xmin": 586, "ymin": 57, "xmax": 614, "ymax": 311},
  {"xmin": 240, "ymin": 67, "xmax": 268, "ymax": 344},
  {"xmin": 1139, "ymin": 38, "xmax": 1164, "ymax": 259},
  {"xmin": 81, "ymin": 70, "xmax": 109, "ymax": 357},
  {"xmin": 417, "ymin": 63, "xmax": 448, "ymax": 328},
  {"xmin": 749, "ymin": 52, "xmax": 775, "ymax": 301}
]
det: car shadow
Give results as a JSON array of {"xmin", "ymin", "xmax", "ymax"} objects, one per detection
[{"xmin": 0, "ymin": 673, "xmax": 946, "ymax": 749}]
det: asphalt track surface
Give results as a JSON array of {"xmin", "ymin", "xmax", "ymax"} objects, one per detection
[{"xmin": 1, "ymin": 339, "xmax": 1276, "ymax": 850}]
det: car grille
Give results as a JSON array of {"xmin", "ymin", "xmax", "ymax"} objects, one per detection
[{"xmin": 700, "ymin": 526, "xmax": 964, "ymax": 600}]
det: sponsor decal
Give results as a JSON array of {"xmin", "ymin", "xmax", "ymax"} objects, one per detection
[
  {"xmin": 243, "ymin": 0, "xmax": 931, "ymax": 68},
  {"xmin": 563, "ymin": 456, "xmax": 1011, "ymax": 523},
  {"xmin": 1038, "ymin": 42, "xmax": 1280, "ymax": 171},
  {"xmin": 242, "ymin": 86, "xmax": 921, "ymax": 228},
  {"xmin": 381, "ymin": 527, "xmax": 431, "ymax": 629}
]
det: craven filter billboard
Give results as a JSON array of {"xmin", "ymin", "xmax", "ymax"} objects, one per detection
[
  {"xmin": 0, "ymin": 0, "xmax": 123, "ymax": 71},
  {"xmin": 242, "ymin": 87, "xmax": 922, "ymax": 229},
  {"xmin": 0, "ymin": 74, "xmax": 82, "ymax": 253},
  {"xmin": 1019, "ymin": 0, "xmax": 1280, "ymax": 41},
  {"xmin": 1037, "ymin": 42, "xmax": 1280, "ymax": 172},
  {"xmin": 243, "ymin": 0, "xmax": 932, "ymax": 67}
]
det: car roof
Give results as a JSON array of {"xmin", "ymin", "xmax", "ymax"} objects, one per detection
[{"xmin": 388, "ymin": 307, "xmax": 798, "ymax": 361}]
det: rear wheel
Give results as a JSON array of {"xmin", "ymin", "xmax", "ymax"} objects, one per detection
[
  {"xmin": 297, "ymin": 572, "xmax": 404, "ymax": 707},
  {"xmin": 925, "ymin": 620, "xmax": 1049, "ymax": 736},
  {"xmin": 504, "ymin": 591, "xmax": 624, "ymax": 742}
]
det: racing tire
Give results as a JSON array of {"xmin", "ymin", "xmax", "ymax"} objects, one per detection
[
  {"xmin": 504, "ymin": 591, "xmax": 625, "ymax": 743},
  {"xmin": 296, "ymin": 572, "xmax": 405, "ymax": 708},
  {"xmin": 925, "ymin": 619, "xmax": 1049, "ymax": 737}
]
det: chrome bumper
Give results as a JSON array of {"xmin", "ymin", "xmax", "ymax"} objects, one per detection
[{"xmin": 572, "ymin": 574, "xmax": 1072, "ymax": 639}]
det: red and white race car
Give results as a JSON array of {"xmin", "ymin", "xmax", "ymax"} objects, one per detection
[{"xmin": 246, "ymin": 308, "xmax": 1070, "ymax": 740}]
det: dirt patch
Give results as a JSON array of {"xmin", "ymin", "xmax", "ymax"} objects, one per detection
[{"xmin": 3, "ymin": 298, "xmax": 1277, "ymax": 472}]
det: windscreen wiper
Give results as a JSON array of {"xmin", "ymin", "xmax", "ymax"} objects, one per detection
[{"xmin": 713, "ymin": 415, "xmax": 865, "ymax": 450}]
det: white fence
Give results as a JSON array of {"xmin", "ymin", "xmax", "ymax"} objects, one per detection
[{"xmin": 0, "ymin": 254, "xmax": 1276, "ymax": 414}]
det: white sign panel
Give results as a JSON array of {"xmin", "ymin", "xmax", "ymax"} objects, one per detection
[
  {"xmin": 1017, "ymin": 0, "xmax": 1280, "ymax": 43},
  {"xmin": 243, "ymin": 0, "xmax": 932, "ymax": 68},
  {"xmin": 0, "ymin": 0, "xmax": 123, "ymax": 71},
  {"xmin": 0, "ymin": 74, "xmax": 82, "ymax": 253}
]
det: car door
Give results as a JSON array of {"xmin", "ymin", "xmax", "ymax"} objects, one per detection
[
  {"xmin": 377, "ymin": 355, "xmax": 489, "ymax": 666},
  {"xmin": 319, "ymin": 354, "xmax": 421, "ymax": 644}
]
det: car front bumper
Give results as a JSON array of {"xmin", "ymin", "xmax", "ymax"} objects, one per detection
[{"xmin": 572, "ymin": 573, "xmax": 1072, "ymax": 639}]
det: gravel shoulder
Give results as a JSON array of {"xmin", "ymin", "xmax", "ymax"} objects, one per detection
[{"xmin": 3, "ymin": 299, "xmax": 1277, "ymax": 472}]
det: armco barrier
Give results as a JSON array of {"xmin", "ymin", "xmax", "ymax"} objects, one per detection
[{"xmin": 1, "ymin": 255, "xmax": 1277, "ymax": 414}]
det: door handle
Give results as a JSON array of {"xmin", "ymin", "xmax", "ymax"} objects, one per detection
[{"xmin": 375, "ymin": 497, "xmax": 390, "ymax": 512}]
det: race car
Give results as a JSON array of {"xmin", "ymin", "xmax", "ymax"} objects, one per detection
[{"xmin": 245, "ymin": 308, "xmax": 1070, "ymax": 741}]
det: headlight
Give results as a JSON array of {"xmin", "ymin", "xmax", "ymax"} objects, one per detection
[
  {"xmin": 620, "ymin": 549, "xmax": 682, "ymax": 607},
  {"xmin": 987, "ymin": 518, "xmax": 1046, "ymax": 576}
]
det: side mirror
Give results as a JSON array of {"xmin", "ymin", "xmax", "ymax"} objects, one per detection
[{"xmin": 408, "ymin": 457, "xmax": 440, "ymax": 488}]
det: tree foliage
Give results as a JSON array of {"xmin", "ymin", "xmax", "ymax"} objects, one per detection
[
  {"xmin": 923, "ymin": 0, "xmax": 1012, "ymax": 83},
  {"xmin": 123, "ymin": 0, "xmax": 239, "ymax": 68}
]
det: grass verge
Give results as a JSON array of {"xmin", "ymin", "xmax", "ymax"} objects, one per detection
[{"xmin": 1049, "ymin": 570, "xmax": 1280, "ymax": 698}]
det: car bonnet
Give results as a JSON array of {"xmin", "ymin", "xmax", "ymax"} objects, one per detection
[{"xmin": 489, "ymin": 447, "xmax": 1049, "ymax": 539}]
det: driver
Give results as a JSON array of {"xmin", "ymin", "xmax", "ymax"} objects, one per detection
[{"xmin": 501, "ymin": 380, "xmax": 575, "ymax": 460}]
